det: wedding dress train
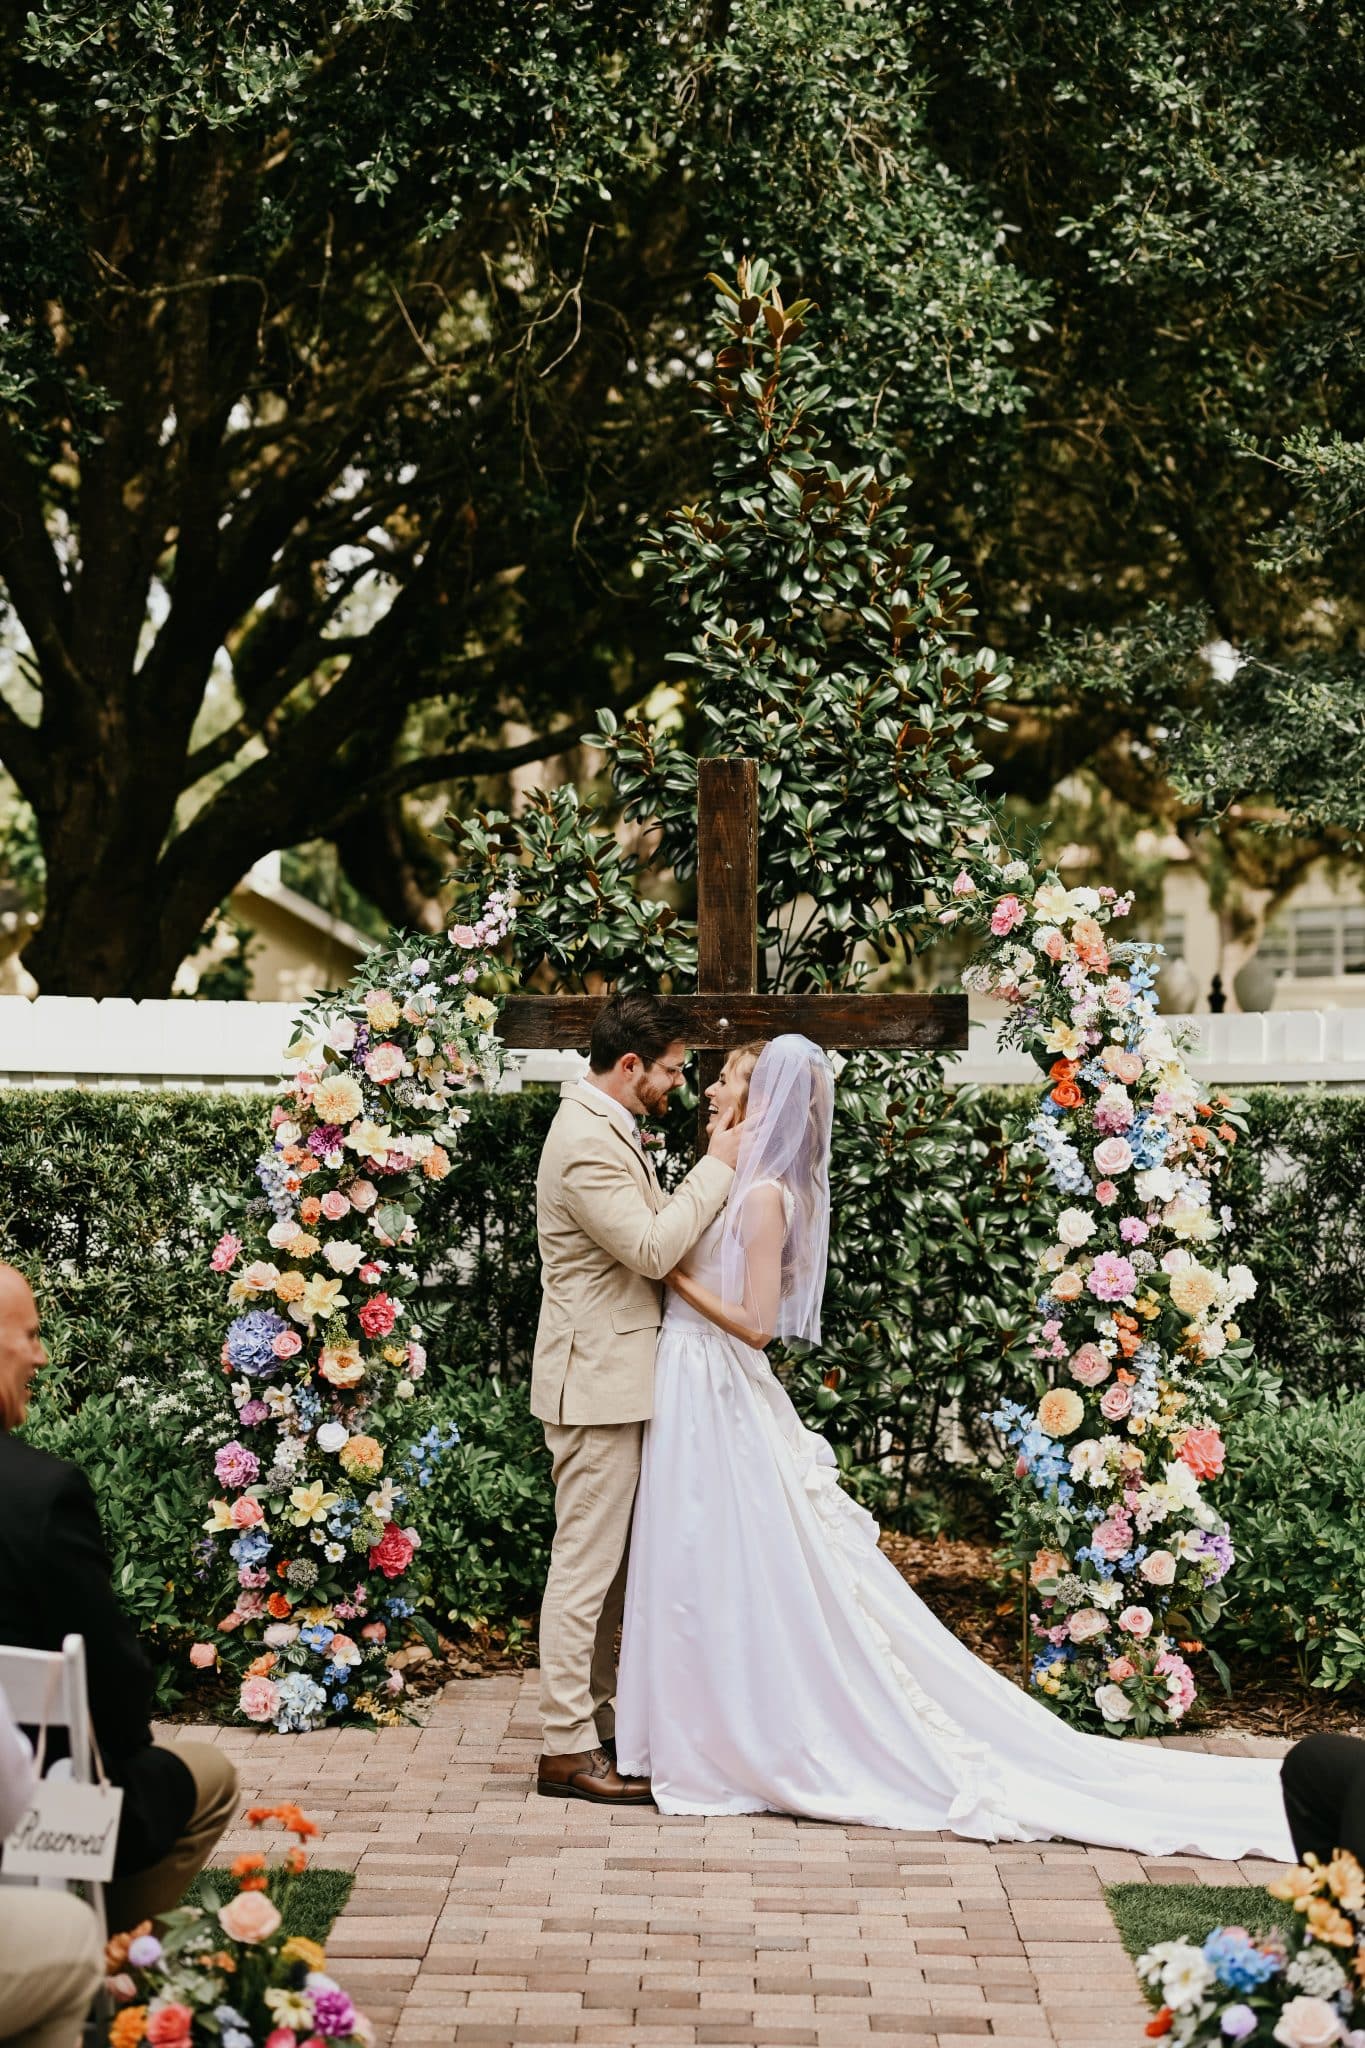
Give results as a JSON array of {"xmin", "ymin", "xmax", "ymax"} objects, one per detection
[{"xmin": 614, "ymin": 1208, "xmax": 1295, "ymax": 1861}]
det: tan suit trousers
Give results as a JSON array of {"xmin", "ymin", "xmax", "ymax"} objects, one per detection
[
  {"xmin": 0, "ymin": 1889, "xmax": 103, "ymax": 2048},
  {"xmin": 106, "ymin": 1739, "xmax": 239, "ymax": 1934},
  {"xmin": 539, "ymin": 1420, "xmax": 643, "ymax": 1755}
]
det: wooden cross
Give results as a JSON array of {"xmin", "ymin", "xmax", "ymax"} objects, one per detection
[{"xmin": 499, "ymin": 757, "xmax": 968, "ymax": 1143}]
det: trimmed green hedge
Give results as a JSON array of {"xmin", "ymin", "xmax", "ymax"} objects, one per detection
[{"xmin": 6, "ymin": 1081, "xmax": 1363, "ymax": 1700}]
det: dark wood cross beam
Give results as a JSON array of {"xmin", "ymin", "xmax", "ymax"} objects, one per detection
[{"xmin": 498, "ymin": 758, "xmax": 968, "ymax": 1142}]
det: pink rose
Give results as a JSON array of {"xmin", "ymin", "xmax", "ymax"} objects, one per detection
[
  {"xmin": 1119, "ymin": 1605, "xmax": 1153, "ymax": 1638},
  {"xmin": 1118, "ymin": 1217, "xmax": 1149, "ymax": 1245},
  {"xmin": 218, "ymin": 1890, "xmax": 283, "ymax": 1943},
  {"xmin": 951, "ymin": 870, "xmax": 976, "ymax": 897},
  {"xmin": 229, "ymin": 1496, "xmax": 266, "ymax": 1530},
  {"xmin": 1094, "ymin": 1180, "xmax": 1118, "ymax": 1207},
  {"xmin": 1042, "ymin": 929, "xmax": 1067, "ymax": 961},
  {"xmin": 238, "ymin": 1676, "xmax": 281, "ymax": 1723},
  {"xmin": 189, "ymin": 1642, "xmax": 217, "ymax": 1669},
  {"xmin": 265, "ymin": 2034, "xmax": 297, "ymax": 2048},
  {"xmin": 358, "ymin": 1261, "xmax": 382, "ymax": 1284},
  {"xmin": 210, "ymin": 1231, "xmax": 242, "ymax": 1274},
  {"xmin": 990, "ymin": 894, "xmax": 1025, "ymax": 937},
  {"xmin": 1139, "ymin": 1549, "xmax": 1176, "ymax": 1586},
  {"xmin": 1099, "ymin": 1383, "xmax": 1132, "ymax": 1421},
  {"xmin": 406, "ymin": 1340, "xmax": 427, "ymax": 1379},
  {"xmin": 364, "ymin": 1042, "xmax": 405, "ymax": 1085},
  {"xmin": 348, "ymin": 1178, "xmax": 378, "ymax": 1212},
  {"xmin": 321, "ymin": 1189, "xmax": 351, "ymax": 1221},
  {"xmin": 449, "ymin": 923, "xmax": 478, "ymax": 949},
  {"xmin": 358, "ymin": 1292, "xmax": 397, "ymax": 1339},
  {"xmin": 1068, "ymin": 1344, "xmax": 1111, "ymax": 1388},
  {"xmin": 272, "ymin": 1328, "xmax": 303, "ymax": 1359},
  {"xmin": 1067, "ymin": 1608, "xmax": 1108, "ymax": 1644},
  {"xmin": 1092, "ymin": 1136, "xmax": 1134, "ymax": 1177},
  {"xmin": 1106, "ymin": 1655, "xmax": 1136, "ymax": 1682},
  {"xmin": 146, "ymin": 2006, "xmax": 194, "ymax": 2047}
]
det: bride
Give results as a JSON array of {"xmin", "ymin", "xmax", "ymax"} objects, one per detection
[{"xmin": 614, "ymin": 1033, "xmax": 1295, "ymax": 1860}]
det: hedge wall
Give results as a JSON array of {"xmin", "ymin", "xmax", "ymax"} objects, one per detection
[{"xmin": 6, "ymin": 1081, "xmax": 1363, "ymax": 1702}]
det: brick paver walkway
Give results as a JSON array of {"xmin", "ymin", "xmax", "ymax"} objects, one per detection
[{"xmin": 181, "ymin": 1676, "xmax": 1292, "ymax": 2048}]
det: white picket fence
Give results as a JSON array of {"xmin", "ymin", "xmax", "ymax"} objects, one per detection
[{"xmin": 0, "ymin": 995, "xmax": 1362, "ymax": 1089}]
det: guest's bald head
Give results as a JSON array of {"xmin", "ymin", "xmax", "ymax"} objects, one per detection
[{"xmin": 0, "ymin": 1263, "xmax": 45, "ymax": 1430}]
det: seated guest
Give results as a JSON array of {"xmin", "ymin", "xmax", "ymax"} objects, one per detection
[
  {"xmin": 1281, "ymin": 1731, "xmax": 1365, "ymax": 1867},
  {"xmin": 0, "ymin": 1679, "xmax": 104, "ymax": 2048},
  {"xmin": 0, "ymin": 1262, "xmax": 239, "ymax": 1932}
]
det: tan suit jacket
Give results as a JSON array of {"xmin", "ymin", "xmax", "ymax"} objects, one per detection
[{"xmin": 531, "ymin": 1079, "xmax": 733, "ymax": 1426}]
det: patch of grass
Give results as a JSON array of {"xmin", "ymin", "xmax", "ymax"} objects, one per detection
[
  {"xmin": 1105, "ymin": 1883, "xmax": 1297, "ymax": 2003},
  {"xmin": 183, "ymin": 1866, "xmax": 355, "ymax": 1945}
]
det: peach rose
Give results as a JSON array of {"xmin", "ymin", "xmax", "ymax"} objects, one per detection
[
  {"xmin": 1037, "ymin": 1387, "xmax": 1085, "ymax": 1438},
  {"xmin": 1139, "ymin": 1549, "xmax": 1176, "ymax": 1586},
  {"xmin": 1107, "ymin": 1656, "xmax": 1136, "ymax": 1682},
  {"xmin": 1069, "ymin": 1344, "xmax": 1111, "ymax": 1388},
  {"xmin": 1067, "ymin": 1607, "xmax": 1108, "ymax": 1644},
  {"xmin": 188, "ymin": 1642, "xmax": 217, "ymax": 1670},
  {"xmin": 318, "ymin": 1344, "xmax": 365, "ymax": 1388},
  {"xmin": 229, "ymin": 1496, "xmax": 266, "ymax": 1530},
  {"xmin": 321, "ymin": 1190, "xmax": 350, "ymax": 1221},
  {"xmin": 145, "ymin": 2007, "xmax": 193, "ymax": 2047},
  {"xmin": 1176, "ymin": 1426, "xmax": 1225, "ymax": 1480},
  {"xmin": 218, "ymin": 1890, "xmax": 283, "ymax": 1943},
  {"xmin": 299, "ymin": 1197, "xmax": 323, "ymax": 1225},
  {"xmin": 1093, "ymin": 1136, "xmax": 1134, "ymax": 1177},
  {"xmin": 1050, "ymin": 1268, "xmax": 1085, "ymax": 1302}
]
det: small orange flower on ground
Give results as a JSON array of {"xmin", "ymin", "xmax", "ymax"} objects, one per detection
[
  {"xmin": 284, "ymin": 1845, "xmax": 308, "ymax": 1873},
  {"xmin": 109, "ymin": 2006, "xmax": 148, "ymax": 2048},
  {"xmin": 230, "ymin": 1852, "xmax": 267, "ymax": 1879}
]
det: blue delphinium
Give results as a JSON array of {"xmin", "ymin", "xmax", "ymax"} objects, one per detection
[
  {"xmin": 405, "ymin": 1421, "xmax": 461, "ymax": 1488},
  {"xmin": 1201, "ymin": 1927, "xmax": 1281, "ymax": 1994}
]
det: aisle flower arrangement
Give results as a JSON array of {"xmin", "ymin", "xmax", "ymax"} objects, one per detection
[
  {"xmin": 197, "ymin": 893, "xmax": 513, "ymax": 1730},
  {"xmin": 939, "ymin": 853, "xmax": 1253, "ymax": 1734},
  {"xmin": 105, "ymin": 1804, "xmax": 371, "ymax": 2045},
  {"xmin": 1137, "ymin": 1851, "xmax": 1365, "ymax": 2045}
]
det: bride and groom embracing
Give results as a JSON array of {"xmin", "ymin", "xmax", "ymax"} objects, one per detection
[{"xmin": 529, "ymin": 991, "xmax": 1294, "ymax": 1860}]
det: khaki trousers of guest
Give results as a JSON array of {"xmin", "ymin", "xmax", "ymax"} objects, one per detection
[
  {"xmin": 539, "ymin": 1420, "xmax": 643, "ymax": 1755},
  {"xmin": 0, "ymin": 1889, "xmax": 103, "ymax": 2048},
  {"xmin": 106, "ymin": 1740, "xmax": 239, "ymax": 1934}
]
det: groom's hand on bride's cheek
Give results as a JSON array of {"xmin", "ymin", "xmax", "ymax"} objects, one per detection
[{"xmin": 707, "ymin": 1106, "xmax": 742, "ymax": 1167}]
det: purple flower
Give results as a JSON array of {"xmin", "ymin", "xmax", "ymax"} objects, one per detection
[
  {"xmin": 1220, "ymin": 2007, "xmax": 1258, "ymax": 2042},
  {"xmin": 307, "ymin": 1123, "xmax": 344, "ymax": 1156},
  {"xmin": 214, "ymin": 1440, "xmax": 261, "ymax": 1489},
  {"xmin": 238, "ymin": 1399, "xmax": 270, "ymax": 1426},
  {"xmin": 1118, "ymin": 1217, "xmax": 1149, "ymax": 1245},
  {"xmin": 1087, "ymin": 1252, "xmax": 1137, "ymax": 1303},
  {"xmin": 225, "ymin": 1308, "xmax": 290, "ymax": 1376},
  {"xmin": 126, "ymin": 1933, "xmax": 162, "ymax": 1968},
  {"xmin": 310, "ymin": 1988, "xmax": 358, "ymax": 2038},
  {"xmin": 1195, "ymin": 1530, "xmax": 1235, "ymax": 1585}
]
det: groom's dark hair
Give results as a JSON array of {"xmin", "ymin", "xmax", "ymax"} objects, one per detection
[{"xmin": 589, "ymin": 991, "xmax": 691, "ymax": 1073}]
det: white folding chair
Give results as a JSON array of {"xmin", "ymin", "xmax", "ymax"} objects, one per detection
[{"xmin": 0, "ymin": 1632, "xmax": 108, "ymax": 1949}]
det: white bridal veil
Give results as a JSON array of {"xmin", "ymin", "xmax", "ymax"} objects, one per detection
[{"xmin": 718, "ymin": 1033, "xmax": 835, "ymax": 1344}]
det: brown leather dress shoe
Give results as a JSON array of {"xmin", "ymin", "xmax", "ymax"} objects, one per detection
[{"xmin": 537, "ymin": 1746, "xmax": 654, "ymax": 1804}]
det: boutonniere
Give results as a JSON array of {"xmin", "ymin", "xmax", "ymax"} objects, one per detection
[{"xmin": 639, "ymin": 1128, "xmax": 667, "ymax": 1151}]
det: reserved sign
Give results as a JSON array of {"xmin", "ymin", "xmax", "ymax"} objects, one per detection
[{"xmin": 4, "ymin": 1777, "xmax": 123, "ymax": 1881}]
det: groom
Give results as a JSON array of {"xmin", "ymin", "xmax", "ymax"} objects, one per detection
[{"xmin": 532, "ymin": 991, "xmax": 741, "ymax": 1803}]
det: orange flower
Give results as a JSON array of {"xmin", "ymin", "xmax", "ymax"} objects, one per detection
[
  {"xmin": 1116, "ymin": 1328, "xmax": 1140, "ymax": 1357},
  {"xmin": 1218, "ymin": 1123, "xmax": 1236, "ymax": 1143},
  {"xmin": 110, "ymin": 2007, "xmax": 148, "ymax": 2048},
  {"xmin": 246, "ymin": 1652, "xmax": 277, "ymax": 1678},
  {"xmin": 1051, "ymin": 1080, "xmax": 1083, "ymax": 1110},
  {"xmin": 231, "ymin": 1852, "xmax": 267, "ymax": 1879},
  {"xmin": 1049, "ymin": 1058, "xmax": 1079, "ymax": 1083},
  {"xmin": 299, "ymin": 1197, "xmax": 323, "ymax": 1225},
  {"xmin": 284, "ymin": 1845, "xmax": 308, "ymax": 1874},
  {"xmin": 1145, "ymin": 2009, "xmax": 1174, "ymax": 2039},
  {"xmin": 1187, "ymin": 1126, "xmax": 1209, "ymax": 1149},
  {"xmin": 266, "ymin": 1593, "xmax": 292, "ymax": 1620},
  {"xmin": 239, "ymin": 1873, "xmax": 269, "ymax": 1892}
]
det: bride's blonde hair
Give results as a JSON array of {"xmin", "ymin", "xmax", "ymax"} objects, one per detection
[{"xmin": 723, "ymin": 1041, "xmax": 768, "ymax": 1120}]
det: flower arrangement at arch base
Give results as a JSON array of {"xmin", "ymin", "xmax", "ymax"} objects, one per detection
[
  {"xmin": 939, "ymin": 851, "xmax": 1255, "ymax": 1736},
  {"xmin": 105, "ymin": 1805, "xmax": 371, "ymax": 2048},
  {"xmin": 1138, "ymin": 1850, "xmax": 1365, "ymax": 2046},
  {"xmin": 195, "ymin": 891, "xmax": 514, "ymax": 1732}
]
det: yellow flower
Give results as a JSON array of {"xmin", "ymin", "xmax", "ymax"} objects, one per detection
[
  {"xmin": 289, "ymin": 1232, "xmax": 320, "ymax": 1261},
  {"xmin": 1043, "ymin": 1020, "xmax": 1084, "ymax": 1058},
  {"xmin": 364, "ymin": 996, "xmax": 401, "ymax": 1031},
  {"xmin": 346, "ymin": 1119, "xmax": 393, "ymax": 1160},
  {"xmin": 203, "ymin": 1500, "xmax": 235, "ymax": 1533},
  {"xmin": 1326, "ymin": 1852, "xmax": 1365, "ymax": 1915},
  {"xmin": 279, "ymin": 1935, "xmax": 327, "ymax": 1970},
  {"xmin": 311, "ymin": 1072, "xmax": 363, "ymax": 1124},
  {"xmin": 1306, "ymin": 1897, "xmax": 1356, "ymax": 1948},
  {"xmin": 292, "ymin": 1274, "xmax": 345, "ymax": 1325},
  {"xmin": 274, "ymin": 1271, "xmax": 306, "ymax": 1304},
  {"xmin": 1169, "ymin": 1264, "xmax": 1220, "ymax": 1317},
  {"xmin": 265, "ymin": 1989, "xmax": 315, "ymax": 2029},
  {"xmin": 318, "ymin": 1344, "xmax": 364, "ymax": 1388},
  {"xmin": 290, "ymin": 1480, "xmax": 340, "ymax": 1528}
]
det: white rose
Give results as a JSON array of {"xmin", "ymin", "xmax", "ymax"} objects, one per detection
[
  {"xmin": 1094, "ymin": 1683, "xmax": 1134, "ymax": 1723},
  {"xmin": 1071, "ymin": 887, "xmax": 1102, "ymax": 913},
  {"xmin": 323, "ymin": 1240, "xmax": 365, "ymax": 1274},
  {"xmin": 267, "ymin": 1218, "xmax": 300, "ymax": 1248},
  {"xmin": 324, "ymin": 1016, "xmax": 358, "ymax": 1054},
  {"xmin": 1056, "ymin": 1207, "xmax": 1096, "ymax": 1248},
  {"xmin": 415, "ymin": 1033, "xmax": 436, "ymax": 1057},
  {"xmin": 1199, "ymin": 1325, "xmax": 1227, "ymax": 1358},
  {"xmin": 395, "ymin": 1378, "xmax": 416, "ymax": 1400},
  {"xmin": 1226, "ymin": 1262, "xmax": 1257, "ymax": 1303},
  {"xmin": 263, "ymin": 1623, "xmax": 299, "ymax": 1647},
  {"xmin": 1273, "ymin": 1996, "xmax": 1345, "ymax": 2048},
  {"xmin": 1134, "ymin": 1166, "xmax": 1176, "ymax": 1204},
  {"xmin": 275, "ymin": 1120, "xmax": 301, "ymax": 1148},
  {"xmin": 316, "ymin": 1421, "xmax": 348, "ymax": 1454}
]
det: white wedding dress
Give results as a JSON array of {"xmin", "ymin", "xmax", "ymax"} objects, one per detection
[{"xmin": 615, "ymin": 1197, "xmax": 1295, "ymax": 1861}]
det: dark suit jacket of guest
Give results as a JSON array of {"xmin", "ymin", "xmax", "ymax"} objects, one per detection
[{"xmin": 0, "ymin": 1431, "xmax": 195, "ymax": 1876}]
